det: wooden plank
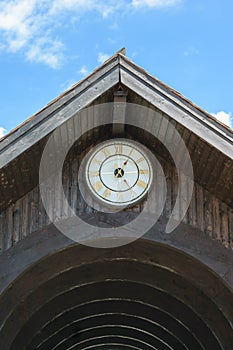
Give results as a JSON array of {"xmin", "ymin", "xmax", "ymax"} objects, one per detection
[
  {"xmin": 212, "ymin": 197, "xmax": 221, "ymax": 240},
  {"xmin": 207, "ymin": 151, "xmax": 225, "ymax": 192},
  {"xmin": 5, "ymin": 206, "xmax": 13, "ymax": 250},
  {"xmin": 163, "ymin": 117, "xmax": 177, "ymax": 148},
  {"xmin": 69, "ymin": 157, "xmax": 76, "ymax": 215},
  {"xmin": 21, "ymin": 193, "xmax": 29, "ymax": 238},
  {"xmin": 171, "ymin": 165, "xmax": 179, "ymax": 222},
  {"xmin": 199, "ymin": 147, "xmax": 216, "ymax": 187},
  {"xmin": 0, "ymin": 213, "xmax": 4, "ymax": 253},
  {"xmin": 13, "ymin": 200, "xmax": 21, "ymax": 245},
  {"xmin": 148, "ymin": 109, "xmax": 163, "ymax": 140},
  {"xmin": 112, "ymin": 91, "xmax": 127, "ymax": 135},
  {"xmin": 158, "ymin": 112, "xmax": 169, "ymax": 143},
  {"xmin": 195, "ymin": 144, "xmax": 212, "ymax": 186},
  {"xmin": 87, "ymin": 104, "xmax": 94, "ymax": 143},
  {"xmin": 204, "ymin": 190, "xmax": 213, "ymax": 239},
  {"xmin": 191, "ymin": 182, "xmax": 197, "ymax": 227},
  {"xmin": 196, "ymin": 184, "xmax": 204, "ymax": 232},
  {"xmin": 180, "ymin": 170, "xmax": 189, "ymax": 224},
  {"xmin": 144, "ymin": 104, "xmax": 156, "ymax": 141},
  {"xmin": 28, "ymin": 190, "xmax": 34, "ymax": 235},
  {"xmin": 164, "ymin": 162, "xmax": 172, "ymax": 218},
  {"xmin": 220, "ymin": 202, "xmax": 229, "ymax": 248},
  {"xmin": 0, "ymin": 212, "xmax": 7, "ymax": 252},
  {"xmin": 173, "ymin": 123, "xmax": 187, "ymax": 170},
  {"xmin": 229, "ymin": 209, "xmax": 233, "ymax": 249}
]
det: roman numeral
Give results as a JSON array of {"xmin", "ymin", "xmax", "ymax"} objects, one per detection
[
  {"xmin": 130, "ymin": 188, "xmax": 137, "ymax": 198},
  {"xmin": 137, "ymin": 180, "xmax": 147, "ymax": 189},
  {"xmin": 114, "ymin": 144, "xmax": 123, "ymax": 154},
  {"xmin": 136, "ymin": 157, "xmax": 144, "ymax": 164},
  {"xmin": 139, "ymin": 169, "xmax": 149, "ymax": 175},
  {"xmin": 117, "ymin": 192, "xmax": 123, "ymax": 201},
  {"xmin": 103, "ymin": 188, "xmax": 111, "ymax": 199},
  {"xmin": 93, "ymin": 158, "xmax": 102, "ymax": 165},
  {"xmin": 89, "ymin": 171, "xmax": 99, "ymax": 176},
  {"xmin": 102, "ymin": 148, "xmax": 110, "ymax": 158},
  {"xmin": 128, "ymin": 148, "xmax": 134, "ymax": 157},
  {"xmin": 93, "ymin": 181, "xmax": 103, "ymax": 191}
]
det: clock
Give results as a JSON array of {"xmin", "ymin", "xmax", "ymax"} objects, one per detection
[{"xmin": 84, "ymin": 139, "xmax": 153, "ymax": 208}]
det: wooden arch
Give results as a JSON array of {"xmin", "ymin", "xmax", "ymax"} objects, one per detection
[{"xmin": 0, "ymin": 224, "xmax": 232, "ymax": 350}]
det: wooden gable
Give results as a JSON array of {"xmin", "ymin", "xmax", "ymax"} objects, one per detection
[{"xmin": 0, "ymin": 50, "xmax": 232, "ymax": 252}]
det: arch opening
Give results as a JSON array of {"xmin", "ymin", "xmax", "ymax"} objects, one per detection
[{"xmin": 0, "ymin": 239, "xmax": 232, "ymax": 350}]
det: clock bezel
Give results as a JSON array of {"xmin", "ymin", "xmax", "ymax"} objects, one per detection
[{"xmin": 84, "ymin": 138, "xmax": 153, "ymax": 209}]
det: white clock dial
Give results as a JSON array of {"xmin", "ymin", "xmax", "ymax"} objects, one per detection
[{"xmin": 85, "ymin": 139, "xmax": 153, "ymax": 207}]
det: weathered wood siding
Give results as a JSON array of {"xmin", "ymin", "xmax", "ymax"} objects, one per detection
[{"xmin": 0, "ymin": 150, "xmax": 232, "ymax": 254}]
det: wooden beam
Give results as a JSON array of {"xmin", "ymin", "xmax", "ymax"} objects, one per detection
[{"xmin": 112, "ymin": 89, "xmax": 128, "ymax": 135}]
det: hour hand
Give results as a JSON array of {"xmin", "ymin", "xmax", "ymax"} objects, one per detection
[{"xmin": 122, "ymin": 159, "xmax": 128, "ymax": 168}]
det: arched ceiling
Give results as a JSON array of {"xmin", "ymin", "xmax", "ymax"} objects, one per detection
[{"xmin": 0, "ymin": 238, "xmax": 232, "ymax": 350}]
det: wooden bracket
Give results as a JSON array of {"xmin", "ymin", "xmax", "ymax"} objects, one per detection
[{"xmin": 112, "ymin": 89, "xmax": 128, "ymax": 136}]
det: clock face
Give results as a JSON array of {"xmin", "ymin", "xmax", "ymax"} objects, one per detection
[{"xmin": 85, "ymin": 139, "xmax": 153, "ymax": 208}]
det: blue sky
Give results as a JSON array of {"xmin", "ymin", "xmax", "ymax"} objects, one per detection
[{"xmin": 0, "ymin": 0, "xmax": 233, "ymax": 138}]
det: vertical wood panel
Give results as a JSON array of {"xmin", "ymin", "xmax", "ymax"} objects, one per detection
[
  {"xmin": 13, "ymin": 200, "xmax": 21, "ymax": 245},
  {"xmin": 5, "ymin": 207, "xmax": 13, "ymax": 250},
  {"xmin": 0, "ymin": 213, "xmax": 4, "ymax": 253},
  {"xmin": 196, "ymin": 184, "xmax": 204, "ymax": 232},
  {"xmin": 221, "ymin": 202, "xmax": 229, "ymax": 248},
  {"xmin": 212, "ymin": 197, "xmax": 221, "ymax": 240},
  {"xmin": 164, "ymin": 162, "xmax": 172, "ymax": 218},
  {"xmin": 204, "ymin": 191, "xmax": 213, "ymax": 239},
  {"xmin": 229, "ymin": 209, "xmax": 233, "ymax": 249},
  {"xmin": 21, "ymin": 194, "xmax": 29, "ymax": 238}
]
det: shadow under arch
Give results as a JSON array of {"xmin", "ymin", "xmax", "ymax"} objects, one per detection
[{"xmin": 0, "ymin": 224, "xmax": 232, "ymax": 350}]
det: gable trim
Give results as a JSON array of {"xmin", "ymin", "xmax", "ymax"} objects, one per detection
[{"xmin": 119, "ymin": 55, "xmax": 233, "ymax": 160}]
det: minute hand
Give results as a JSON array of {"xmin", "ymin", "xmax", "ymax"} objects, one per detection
[{"xmin": 123, "ymin": 178, "xmax": 131, "ymax": 188}]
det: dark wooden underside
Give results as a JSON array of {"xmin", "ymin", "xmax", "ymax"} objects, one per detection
[{"xmin": 0, "ymin": 224, "xmax": 232, "ymax": 350}]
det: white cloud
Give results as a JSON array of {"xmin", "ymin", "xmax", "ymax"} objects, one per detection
[
  {"xmin": 49, "ymin": 0, "xmax": 116, "ymax": 17},
  {"xmin": 0, "ymin": 127, "xmax": 7, "ymax": 138},
  {"xmin": 132, "ymin": 0, "xmax": 181, "ymax": 7},
  {"xmin": 0, "ymin": 0, "xmax": 37, "ymax": 51},
  {"xmin": 61, "ymin": 79, "xmax": 77, "ymax": 92},
  {"xmin": 26, "ymin": 37, "xmax": 63, "ymax": 69},
  {"xmin": 78, "ymin": 65, "xmax": 89, "ymax": 75},
  {"xmin": 0, "ymin": 0, "xmax": 60, "ymax": 67},
  {"xmin": 184, "ymin": 46, "xmax": 199, "ymax": 57},
  {"xmin": 0, "ymin": 0, "xmax": 182, "ymax": 68},
  {"xmin": 98, "ymin": 52, "xmax": 110, "ymax": 64},
  {"xmin": 211, "ymin": 111, "xmax": 232, "ymax": 128}
]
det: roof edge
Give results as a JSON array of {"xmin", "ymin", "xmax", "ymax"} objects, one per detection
[
  {"xmin": 118, "ymin": 54, "xmax": 233, "ymax": 136},
  {"xmin": 0, "ymin": 51, "xmax": 123, "ymax": 150},
  {"xmin": 0, "ymin": 50, "xmax": 125, "ymax": 145}
]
